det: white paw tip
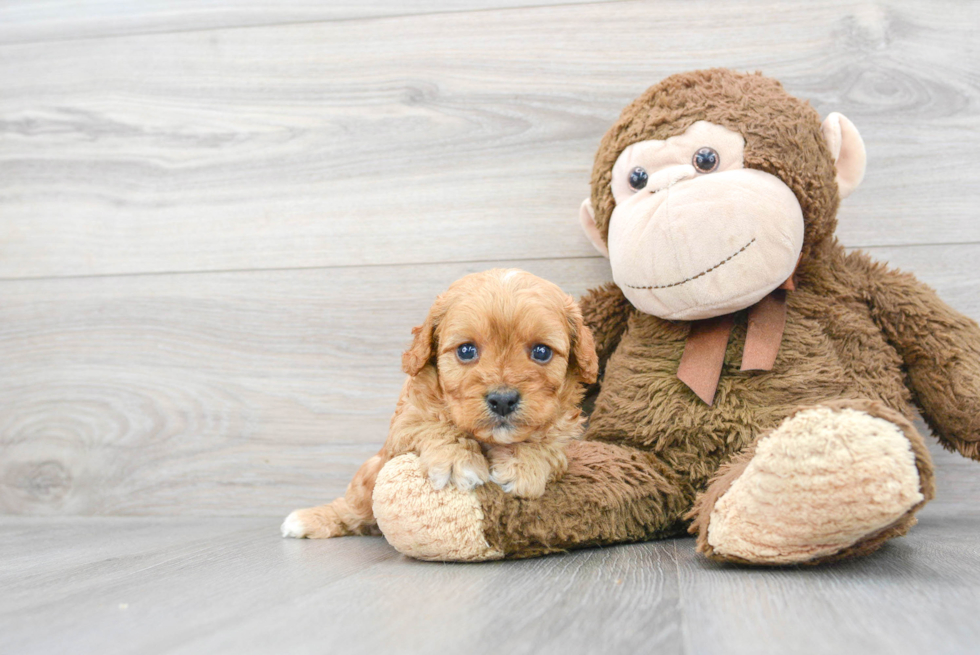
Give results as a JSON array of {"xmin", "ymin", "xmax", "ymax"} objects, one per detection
[
  {"xmin": 428, "ymin": 469, "xmax": 450, "ymax": 490},
  {"xmin": 280, "ymin": 511, "xmax": 307, "ymax": 538},
  {"xmin": 489, "ymin": 471, "xmax": 514, "ymax": 492},
  {"xmin": 456, "ymin": 467, "xmax": 486, "ymax": 491}
]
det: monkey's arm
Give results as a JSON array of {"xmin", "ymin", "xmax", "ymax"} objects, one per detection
[
  {"xmin": 579, "ymin": 283, "xmax": 633, "ymax": 410},
  {"xmin": 579, "ymin": 282, "xmax": 632, "ymax": 369},
  {"xmin": 863, "ymin": 257, "xmax": 980, "ymax": 460}
]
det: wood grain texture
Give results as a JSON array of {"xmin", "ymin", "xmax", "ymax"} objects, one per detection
[
  {"xmin": 1, "ymin": 0, "xmax": 979, "ymax": 279},
  {"xmin": 1, "ymin": 516, "xmax": 978, "ymax": 655},
  {"xmin": 2, "ymin": 246, "xmax": 979, "ymax": 517},
  {"xmin": 183, "ymin": 535, "xmax": 680, "ymax": 655},
  {"xmin": 0, "ymin": 0, "xmax": 621, "ymax": 45},
  {"xmin": 0, "ymin": 517, "xmax": 401, "ymax": 655},
  {"xmin": 674, "ymin": 516, "xmax": 980, "ymax": 655}
]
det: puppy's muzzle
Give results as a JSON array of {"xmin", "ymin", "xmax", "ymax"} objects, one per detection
[{"xmin": 486, "ymin": 388, "xmax": 521, "ymax": 418}]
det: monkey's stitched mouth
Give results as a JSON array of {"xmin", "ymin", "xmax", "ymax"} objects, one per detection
[{"xmin": 625, "ymin": 238, "xmax": 756, "ymax": 290}]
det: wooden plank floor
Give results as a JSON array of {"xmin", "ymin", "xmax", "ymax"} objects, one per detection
[{"xmin": 2, "ymin": 511, "xmax": 979, "ymax": 655}]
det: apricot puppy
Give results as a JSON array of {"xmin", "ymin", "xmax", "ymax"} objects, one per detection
[{"xmin": 281, "ymin": 268, "xmax": 599, "ymax": 539}]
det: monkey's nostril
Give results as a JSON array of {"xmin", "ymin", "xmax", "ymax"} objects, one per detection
[{"xmin": 486, "ymin": 389, "xmax": 521, "ymax": 417}]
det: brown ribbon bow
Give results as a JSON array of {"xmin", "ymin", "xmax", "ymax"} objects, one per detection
[{"xmin": 676, "ymin": 275, "xmax": 795, "ymax": 405}]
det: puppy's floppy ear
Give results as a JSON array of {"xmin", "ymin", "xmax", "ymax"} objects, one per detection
[
  {"xmin": 402, "ymin": 293, "xmax": 449, "ymax": 377},
  {"xmin": 564, "ymin": 296, "xmax": 599, "ymax": 384}
]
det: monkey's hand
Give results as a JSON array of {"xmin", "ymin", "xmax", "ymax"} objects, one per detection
[{"xmin": 863, "ymin": 255, "xmax": 980, "ymax": 460}]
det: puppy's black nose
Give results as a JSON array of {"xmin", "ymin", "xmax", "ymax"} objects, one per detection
[{"xmin": 486, "ymin": 389, "xmax": 520, "ymax": 417}]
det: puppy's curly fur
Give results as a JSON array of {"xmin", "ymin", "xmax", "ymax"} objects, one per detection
[{"xmin": 282, "ymin": 269, "xmax": 599, "ymax": 539}]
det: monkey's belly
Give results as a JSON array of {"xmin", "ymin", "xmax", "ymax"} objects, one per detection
[{"xmin": 586, "ymin": 309, "xmax": 913, "ymax": 491}]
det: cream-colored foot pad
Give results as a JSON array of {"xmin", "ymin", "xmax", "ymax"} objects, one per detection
[
  {"xmin": 707, "ymin": 407, "xmax": 923, "ymax": 564},
  {"xmin": 373, "ymin": 454, "xmax": 503, "ymax": 562}
]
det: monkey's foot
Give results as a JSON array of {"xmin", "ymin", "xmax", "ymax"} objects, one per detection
[{"xmin": 690, "ymin": 399, "xmax": 934, "ymax": 565}]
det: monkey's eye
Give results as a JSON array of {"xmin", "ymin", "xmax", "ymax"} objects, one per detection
[
  {"xmin": 693, "ymin": 147, "xmax": 719, "ymax": 173},
  {"xmin": 456, "ymin": 343, "xmax": 478, "ymax": 362},
  {"xmin": 530, "ymin": 344, "xmax": 553, "ymax": 364},
  {"xmin": 628, "ymin": 167, "xmax": 649, "ymax": 190}
]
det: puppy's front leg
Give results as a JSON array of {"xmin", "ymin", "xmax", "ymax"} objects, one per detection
[
  {"xmin": 488, "ymin": 441, "xmax": 569, "ymax": 499},
  {"xmin": 419, "ymin": 436, "xmax": 490, "ymax": 492}
]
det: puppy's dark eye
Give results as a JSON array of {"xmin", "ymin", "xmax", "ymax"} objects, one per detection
[
  {"xmin": 628, "ymin": 167, "xmax": 648, "ymax": 190},
  {"xmin": 530, "ymin": 344, "xmax": 553, "ymax": 364},
  {"xmin": 456, "ymin": 343, "xmax": 478, "ymax": 362},
  {"xmin": 693, "ymin": 147, "xmax": 719, "ymax": 173}
]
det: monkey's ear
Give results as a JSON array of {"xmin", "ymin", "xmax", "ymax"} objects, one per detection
[
  {"xmin": 821, "ymin": 112, "xmax": 866, "ymax": 199},
  {"xmin": 579, "ymin": 198, "xmax": 609, "ymax": 258},
  {"xmin": 402, "ymin": 295, "xmax": 447, "ymax": 377},
  {"xmin": 565, "ymin": 296, "xmax": 600, "ymax": 385}
]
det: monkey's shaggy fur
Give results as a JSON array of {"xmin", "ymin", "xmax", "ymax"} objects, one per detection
[{"xmin": 371, "ymin": 69, "xmax": 980, "ymax": 564}]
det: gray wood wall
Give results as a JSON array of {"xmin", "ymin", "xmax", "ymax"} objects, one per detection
[{"xmin": 2, "ymin": 0, "xmax": 978, "ymax": 517}]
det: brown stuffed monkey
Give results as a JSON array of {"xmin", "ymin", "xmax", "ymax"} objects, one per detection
[{"xmin": 370, "ymin": 69, "xmax": 980, "ymax": 565}]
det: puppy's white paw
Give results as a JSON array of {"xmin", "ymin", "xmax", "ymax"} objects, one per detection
[
  {"xmin": 428, "ymin": 465, "xmax": 451, "ymax": 491},
  {"xmin": 454, "ymin": 463, "xmax": 488, "ymax": 491},
  {"xmin": 421, "ymin": 443, "xmax": 489, "ymax": 492},
  {"xmin": 280, "ymin": 510, "xmax": 309, "ymax": 539},
  {"xmin": 487, "ymin": 446, "xmax": 552, "ymax": 499},
  {"xmin": 428, "ymin": 462, "xmax": 487, "ymax": 491},
  {"xmin": 489, "ymin": 470, "xmax": 515, "ymax": 493}
]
